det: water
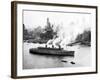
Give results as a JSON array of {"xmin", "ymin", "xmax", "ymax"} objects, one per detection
[{"xmin": 23, "ymin": 42, "xmax": 91, "ymax": 69}]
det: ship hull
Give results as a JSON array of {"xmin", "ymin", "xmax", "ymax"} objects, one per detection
[{"xmin": 29, "ymin": 47, "xmax": 74, "ymax": 56}]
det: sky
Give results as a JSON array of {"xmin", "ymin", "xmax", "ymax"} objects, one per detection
[{"xmin": 23, "ymin": 10, "xmax": 91, "ymax": 40}]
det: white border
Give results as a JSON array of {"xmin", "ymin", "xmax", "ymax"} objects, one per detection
[{"xmin": 17, "ymin": 3, "xmax": 96, "ymax": 76}]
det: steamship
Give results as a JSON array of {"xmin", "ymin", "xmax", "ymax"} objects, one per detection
[
  {"xmin": 29, "ymin": 18, "xmax": 74, "ymax": 56},
  {"xmin": 29, "ymin": 45, "xmax": 74, "ymax": 56}
]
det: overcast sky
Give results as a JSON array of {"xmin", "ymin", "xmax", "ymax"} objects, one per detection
[{"xmin": 23, "ymin": 10, "xmax": 91, "ymax": 39}]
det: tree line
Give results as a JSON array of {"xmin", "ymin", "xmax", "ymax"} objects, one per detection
[
  {"xmin": 23, "ymin": 18, "xmax": 57, "ymax": 43},
  {"xmin": 23, "ymin": 18, "xmax": 91, "ymax": 46}
]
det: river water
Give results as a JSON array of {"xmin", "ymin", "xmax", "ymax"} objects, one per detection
[{"xmin": 23, "ymin": 42, "xmax": 91, "ymax": 69}]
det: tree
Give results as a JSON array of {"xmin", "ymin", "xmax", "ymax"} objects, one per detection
[
  {"xmin": 75, "ymin": 29, "xmax": 91, "ymax": 46},
  {"xmin": 40, "ymin": 18, "xmax": 57, "ymax": 40},
  {"xmin": 32, "ymin": 26, "xmax": 43, "ymax": 39},
  {"xmin": 23, "ymin": 24, "xmax": 28, "ymax": 40}
]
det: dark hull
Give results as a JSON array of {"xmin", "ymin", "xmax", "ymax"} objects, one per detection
[{"xmin": 29, "ymin": 47, "xmax": 74, "ymax": 56}]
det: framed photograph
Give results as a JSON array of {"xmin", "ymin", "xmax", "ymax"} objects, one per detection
[{"xmin": 11, "ymin": 1, "xmax": 98, "ymax": 78}]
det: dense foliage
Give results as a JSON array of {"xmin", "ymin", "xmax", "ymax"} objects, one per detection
[
  {"xmin": 75, "ymin": 30, "xmax": 91, "ymax": 46},
  {"xmin": 23, "ymin": 18, "xmax": 57, "ymax": 43},
  {"xmin": 23, "ymin": 18, "xmax": 91, "ymax": 46}
]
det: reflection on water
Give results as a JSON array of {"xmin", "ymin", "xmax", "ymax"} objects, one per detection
[{"xmin": 23, "ymin": 42, "xmax": 91, "ymax": 69}]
